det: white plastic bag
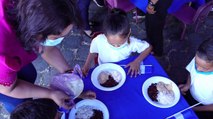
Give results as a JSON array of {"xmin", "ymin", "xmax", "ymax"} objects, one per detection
[{"xmin": 50, "ymin": 64, "xmax": 84, "ymax": 98}]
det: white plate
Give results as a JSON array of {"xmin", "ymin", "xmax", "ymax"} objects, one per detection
[
  {"xmin": 61, "ymin": 99, "xmax": 109, "ymax": 119},
  {"xmin": 142, "ymin": 76, "xmax": 180, "ymax": 108},
  {"xmin": 91, "ymin": 63, "xmax": 126, "ymax": 91}
]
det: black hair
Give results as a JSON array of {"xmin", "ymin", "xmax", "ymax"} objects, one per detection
[
  {"xmin": 196, "ymin": 38, "xmax": 213, "ymax": 63},
  {"xmin": 102, "ymin": 8, "xmax": 130, "ymax": 39},
  {"xmin": 16, "ymin": 0, "xmax": 82, "ymax": 50},
  {"xmin": 10, "ymin": 99, "xmax": 58, "ymax": 119}
]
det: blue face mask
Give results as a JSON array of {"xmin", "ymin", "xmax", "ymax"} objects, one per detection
[
  {"xmin": 109, "ymin": 41, "xmax": 128, "ymax": 50},
  {"xmin": 41, "ymin": 37, "xmax": 64, "ymax": 46},
  {"xmin": 195, "ymin": 63, "xmax": 213, "ymax": 75}
]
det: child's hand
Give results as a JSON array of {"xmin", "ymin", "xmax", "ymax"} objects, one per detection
[
  {"xmin": 126, "ymin": 61, "xmax": 140, "ymax": 77},
  {"xmin": 178, "ymin": 83, "xmax": 190, "ymax": 95},
  {"xmin": 82, "ymin": 65, "xmax": 90, "ymax": 77},
  {"xmin": 50, "ymin": 90, "xmax": 74, "ymax": 110},
  {"xmin": 79, "ymin": 90, "xmax": 96, "ymax": 99}
]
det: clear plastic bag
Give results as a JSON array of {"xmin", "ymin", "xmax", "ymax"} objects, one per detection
[{"xmin": 50, "ymin": 64, "xmax": 84, "ymax": 98}]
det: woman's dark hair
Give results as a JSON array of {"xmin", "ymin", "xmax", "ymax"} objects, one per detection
[
  {"xmin": 16, "ymin": 0, "xmax": 82, "ymax": 50},
  {"xmin": 10, "ymin": 99, "xmax": 58, "ymax": 119},
  {"xmin": 196, "ymin": 38, "xmax": 213, "ymax": 63},
  {"xmin": 102, "ymin": 8, "xmax": 130, "ymax": 39}
]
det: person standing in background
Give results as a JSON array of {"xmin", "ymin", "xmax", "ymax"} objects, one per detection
[
  {"xmin": 145, "ymin": 0, "xmax": 173, "ymax": 56},
  {"xmin": 130, "ymin": 0, "xmax": 205, "ymax": 56},
  {"xmin": 77, "ymin": 0, "xmax": 105, "ymax": 38}
]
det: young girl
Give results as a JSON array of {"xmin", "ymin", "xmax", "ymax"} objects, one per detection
[
  {"xmin": 82, "ymin": 8, "xmax": 152, "ymax": 77},
  {"xmin": 178, "ymin": 39, "xmax": 213, "ymax": 119}
]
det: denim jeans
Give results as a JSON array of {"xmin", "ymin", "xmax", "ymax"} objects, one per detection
[
  {"xmin": 77, "ymin": 0, "xmax": 91, "ymax": 30},
  {"xmin": 0, "ymin": 63, "xmax": 37, "ymax": 113}
]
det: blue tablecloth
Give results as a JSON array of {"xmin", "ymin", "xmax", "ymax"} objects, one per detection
[
  {"xmin": 83, "ymin": 55, "xmax": 198, "ymax": 119},
  {"xmin": 130, "ymin": 0, "xmax": 205, "ymax": 13}
]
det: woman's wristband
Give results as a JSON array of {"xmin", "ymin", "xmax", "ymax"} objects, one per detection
[{"xmin": 64, "ymin": 69, "xmax": 73, "ymax": 73}]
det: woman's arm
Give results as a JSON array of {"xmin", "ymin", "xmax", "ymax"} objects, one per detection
[
  {"xmin": 0, "ymin": 78, "xmax": 71, "ymax": 109},
  {"xmin": 40, "ymin": 46, "xmax": 70, "ymax": 73}
]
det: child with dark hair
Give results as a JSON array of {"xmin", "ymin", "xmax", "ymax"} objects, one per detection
[
  {"xmin": 10, "ymin": 99, "xmax": 59, "ymax": 119},
  {"xmin": 10, "ymin": 91, "xmax": 96, "ymax": 119},
  {"xmin": 0, "ymin": 0, "xmax": 82, "ymax": 113},
  {"xmin": 82, "ymin": 8, "xmax": 152, "ymax": 77},
  {"xmin": 178, "ymin": 39, "xmax": 213, "ymax": 119}
]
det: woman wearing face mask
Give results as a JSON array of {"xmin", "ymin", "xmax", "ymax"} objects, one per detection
[{"xmin": 0, "ymin": 0, "xmax": 82, "ymax": 113}]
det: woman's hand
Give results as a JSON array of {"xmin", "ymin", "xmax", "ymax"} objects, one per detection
[
  {"xmin": 146, "ymin": 5, "xmax": 156, "ymax": 14},
  {"xmin": 146, "ymin": 0, "xmax": 158, "ymax": 14},
  {"xmin": 178, "ymin": 83, "xmax": 190, "ymax": 95},
  {"xmin": 50, "ymin": 90, "xmax": 73, "ymax": 110},
  {"xmin": 126, "ymin": 61, "xmax": 140, "ymax": 77}
]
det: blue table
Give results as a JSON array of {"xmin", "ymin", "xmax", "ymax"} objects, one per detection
[
  {"xmin": 83, "ymin": 55, "xmax": 198, "ymax": 119},
  {"xmin": 130, "ymin": 0, "xmax": 205, "ymax": 13}
]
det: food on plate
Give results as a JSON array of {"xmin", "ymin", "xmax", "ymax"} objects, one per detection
[
  {"xmin": 147, "ymin": 83, "xmax": 158, "ymax": 102},
  {"xmin": 147, "ymin": 81, "xmax": 175, "ymax": 105},
  {"xmin": 75, "ymin": 105, "xmax": 103, "ymax": 119},
  {"xmin": 98, "ymin": 70, "xmax": 121, "ymax": 87}
]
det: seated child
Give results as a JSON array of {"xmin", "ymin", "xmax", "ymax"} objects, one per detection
[
  {"xmin": 178, "ymin": 39, "xmax": 213, "ymax": 119},
  {"xmin": 10, "ymin": 91, "xmax": 96, "ymax": 119},
  {"xmin": 82, "ymin": 8, "xmax": 152, "ymax": 77}
]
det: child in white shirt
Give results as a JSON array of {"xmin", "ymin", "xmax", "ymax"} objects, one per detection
[
  {"xmin": 82, "ymin": 8, "xmax": 152, "ymax": 77},
  {"xmin": 178, "ymin": 39, "xmax": 213, "ymax": 119}
]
